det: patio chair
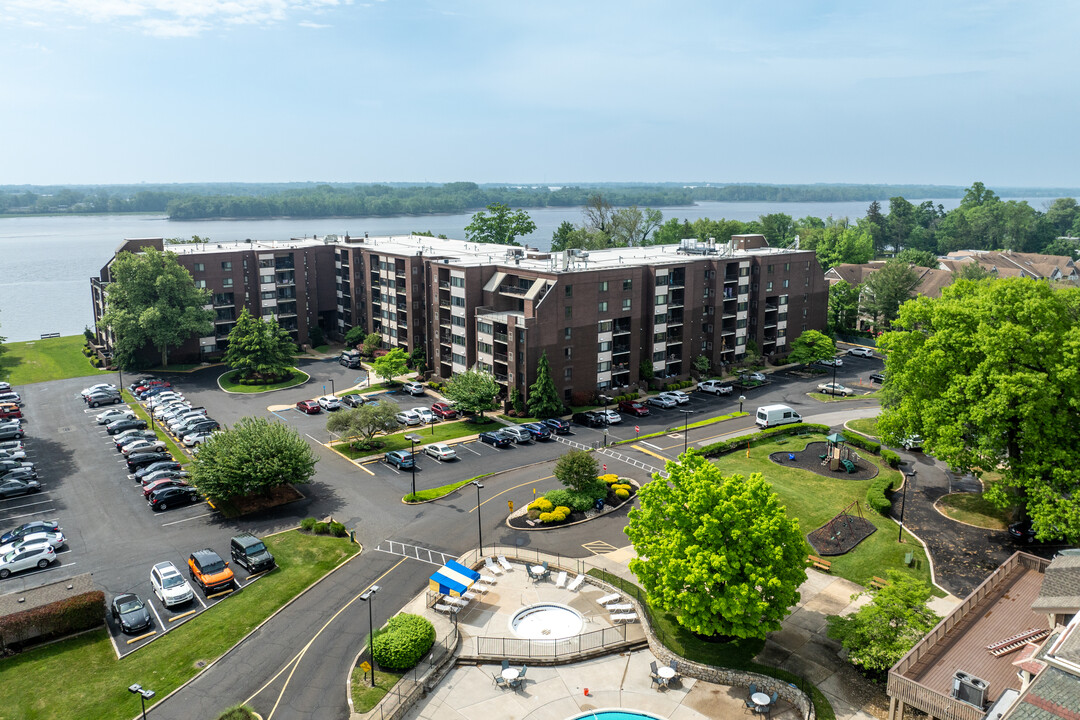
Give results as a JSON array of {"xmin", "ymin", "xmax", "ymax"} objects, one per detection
[
  {"xmin": 744, "ymin": 697, "xmax": 758, "ymax": 713},
  {"xmin": 669, "ymin": 659, "xmax": 680, "ymax": 680},
  {"xmin": 494, "ymin": 673, "xmax": 508, "ymax": 688},
  {"xmin": 554, "ymin": 571, "xmax": 567, "ymax": 588},
  {"xmin": 748, "ymin": 682, "xmax": 757, "ymax": 697},
  {"xmin": 502, "ymin": 659, "xmax": 510, "ymax": 671},
  {"xmin": 498, "ymin": 555, "xmax": 513, "ymax": 571},
  {"xmin": 770, "ymin": 691, "xmax": 778, "ymax": 705},
  {"xmin": 485, "ymin": 557, "xmax": 503, "ymax": 576},
  {"xmin": 649, "ymin": 661, "xmax": 662, "ymax": 688},
  {"xmin": 567, "ymin": 574, "xmax": 585, "ymax": 592},
  {"xmin": 518, "ymin": 665, "xmax": 527, "ymax": 682}
]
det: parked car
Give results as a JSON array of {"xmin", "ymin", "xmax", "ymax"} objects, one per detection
[
  {"xmin": 542, "ymin": 418, "xmax": 570, "ymax": 434},
  {"xmin": 183, "ymin": 431, "xmax": 215, "ymax": 447},
  {"xmin": 168, "ymin": 410, "xmax": 207, "ymax": 430},
  {"xmin": 116, "ymin": 431, "xmax": 158, "ymax": 451},
  {"xmin": 1, "ymin": 468, "xmax": 38, "ymax": 484},
  {"xmin": 395, "ymin": 410, "xmax": 422, "ymax": 426},
  {"xmin": 431, "ymin": 402, "xmax": 458, "ymax": 420},
  {"xmin": 178, "ymin": 419, "xmax": 219, "ymax": 438},
  {"xmin": 0, "ymin": 382, "xmax": 11, "ymax": 393},
  {"xmin": 572, "ymin": 411, "xmax": 607, "ymax": 427},
  {"xmin": 478, "ymin": 430, "xmax": 512, "ymax": 448},
  {"xmin": 0, "ymin": 530, "xmax": 65, "ymax": 556},
  {"xmin": 127, "ymin": 452, "xmax": 173, "ymax": 472},
  {"xmin": 135, "ymin": 460, "xmax": 182, "ymax": 480},
  {"xmin": 521, "ymin": 422, "xmax": 552, "ymax": 440},
  {"xmin": 140, "ymin": 469, "xmax": 189, "ymax": 487},
  {"xmin": 384, "ymin": 450, "xmax": 415, "ymax": 469},
  {"xmin": 188, "ymin": 548, "xmax": 235, "ymax": 595},
  {"xmin": 142, "ymin": 478, "xmax": 190, "ymax": 498},
  {"xmin": 0, "ymin": 404, "xmax": 22, "ymax": 420},
  {"xmin": 318, "ymin": 395, "xmax": 342, "ymax": 411},
  {"xmin": 107, "ymin": 417, "xmax": 147, "ymax": 435},
  {"xmin": 901, "ymin": 435, "xmax": 924, "ymax": 451},
  {"xmin": 130, "ymin": 379, "xmax": 164, "ymax": 393},
  {"xmin": 500, "ymin": 426, "xmax": 533, "ymax": 444},
  {"xmin": 230, "ymin": 533, "xmax": 275, "ymax": 573},
  {"xmin": 339, "ymin": 350, "xmax": 363, "ymax": 368},
  {"xmin": 82, "ymin": 382, "xmax": 117, "ymax": 397},
  {"xmin": 817, "ymin": 358, "xmax": 843, "ymax": 367},
  {"xmin": 341, "ymin": 394, "xmax": 365, "ymax": 408},
  {"xmin": 0, "ymin": 447, "xmax": 26, "ymax": 460},
  {"xmin": 0, "ymin": 478, "xmax": 41, "ymax": 498},
  {"xmin": 847, "ymin": 347, "xmax": 874, "ymax": 358},
  {"xmin": 0, "ymin": 425, "xmax": 27, "ymax": 441},
  {"xmin": 138, "ymin": 385, "xmax": 173, "ymax": 400},
  {"xmin": 1007, "ymin": 520, "xmax": 1062, "ymax": 545},
  {"xmin": 816, "ymin": 382, "xmax": 852, "ymax": 397},
  {"xmin": 150, "ymin": 561, "xmax": 194, "ymax": 607},
  {"xmin": 0, "ymin": 543, "xmax": 55, "ymax": 578},
  {"xmin": 148, "ymin": 485, "xmax": 201, "ymax": 511},
  {"xmin": 659, "ymin": 390, "xmax": 690, "ymax": 405},
  {"xmin": 401, "ymin": 381, "xmax": 425, "ymax": 396},
  {"xmin": 0, "ymin": 459, "xmax": 34, "ymax": 473},
  {"xmin": 96, "ymin": 408, "xmax": 134, "ymax": 425},
  {"xmin": 0, "ymin": 391, "xmax": 22, "ymax": 405},
  {"xmin": 647, "ymin": 395, "xmax": 677, "ymax": 409},
  {"xmin": 85, "ymin": 391, "xmax": 122, "ymax": 408},
  {"xmin": 0, "ymin": 440, "xmax": 24, "ymax": 453},
  {"xmin": 296, "ymin": 400, "xmax": 321, "ymax": 415},
  {"xmin": 741, "ymin": 371, "xmax": 768, "ymax": 382},
  {"xmin": 598, "ymin": 409, "xmax": 622, "ymax": 424},
  {"xmin": 414, "ymin": 408, "xmax": 436, "ymax": 424},
  {"xmin": 869, "ymin": 372, "xmax": 886, "ymax": 384},
  {"xmin": 111, "ymin": 593, "xmax": 152, "ymax": 634},
  {"xmin": 424, "ymin": 443, "xmax": 457, "ymax": 461},
  {"xmin": 1, "ymin": 520, "xmax": 60, "ymax": 545},
  {"xmin": 618, "ymin": 400, "xmax": 650, "ymax": 417}
]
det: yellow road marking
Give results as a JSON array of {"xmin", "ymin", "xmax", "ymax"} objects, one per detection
[
  {"xmin": 582, "ymin": 541, "xmax": 618, "ymax": 555},
  {"xmin": 631, "ymin": 444, "xmax": 672, "ymax": 462},
  {"xmin": 469, "ymin": 475, "xmax": 555, "ymax": 512},
  {"xmin": 126, "ymin": 630, "xmax": 157, "ymax": 644},
  {"xmin": 168, "ymin": 609, "xmax": 197, "ymax": 623},
  {"xmin": 252, "ymin": 558, "xmax": 408, "ymax": 720},
  {"xmin": 356, "ymin": 462, "xmax": 375, "ymax": 476}
]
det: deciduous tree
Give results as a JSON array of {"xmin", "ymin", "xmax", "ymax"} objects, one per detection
[
  {"xmin": 860, "ymin": 259, "xmax": 920, "ymax": 328},
  {"xmin": 553, "ymin": 449, "xmax": 604, "ymax": 498},
  {"xmin": 828, "ymin": 281, "xmax": 862, "ymax": 334},
  {"xmin": 526, "ymin": 352, "xmax": 563, "ymax": 418},
  {"xmin": 191, "ymin": 417, "xmax": 317, "ymax": 500},
  {"xmin": 223, "ymin": 308, "xmax": 297, "ymax": 380},
  {"xmin": 878, "ymin": 277, "xmax": 1080, "ymax": 542},
  {"xmin": 371, "ymin": 348, "xmax": 409, "ymax": 384},
  {"xmin": 625, "ymin": 455, "xmax": 807, "ymax": 639},
  {"xmin": 343, "ymin": 326, "xmax": 367, "ymax": 347},
  {"xmin": 787, "ymin": 329, "xmax": 836, "ymax": 366},
  {"xmin": 896, "ymin": 248, "xmax": 939, "ymax": 269},
  {"xmin": 464, "ymin": 202, "xmax": 536, "ymax": 246},
  {"xmin": 326, "ymin": 401, "xmax": 399, "ymax": 447},
  {"xmin": 827, "ymin": 571, "xmax": 938, "ymax": 675},
  {"xmin": 361, "ymin": 331, "xmax": 381, "ymax": 356},
  {"xmin": 442, "ymin": 368, "xmax": 499, "ymax": 416},
  {"xmin": 98, "ymin": 247, "xmax": 213, "ymax": 368}
]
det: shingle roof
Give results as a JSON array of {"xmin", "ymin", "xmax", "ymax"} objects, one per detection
[
  {"xmin": 0, "ymin": 572, "xmax": 96, "ymax": 616},
  {"xmin": 1002, "ymin": 666, "xmax": 1080, "ymax": 720},
  {"xmin": 1032, "ymin": 553, "xmax": 1080, "ymax": 614}
]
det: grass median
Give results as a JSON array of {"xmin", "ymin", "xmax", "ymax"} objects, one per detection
[
  {"xmin": 0, "ymin": 335, "xmax": 109, "ymax": 385},
  {"xmin": 218, "ymin": 368, "xmax": 308, "ymax": 393},
  {"xmin": 846, "ymin": 416, "xmax": 880, "ymax": 438},
  {"xmin": 122, "ymin": 390, "xmax": 189, "ymax": 462},
  {"xmin": 0, "ymin": 531, "xmax": 359, "ymax": 720},
  {"xmin": 332, "ymin": 418, "xmax": 497, "ymax": 459},
  {"xmin": 405, "ymin": 473, "xmax": 492, "ymax": 503}
]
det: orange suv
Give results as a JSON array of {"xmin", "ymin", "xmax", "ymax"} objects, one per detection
[{"xmin": 187, "ymin": 548, "xmax": 235, "ymax": 595}]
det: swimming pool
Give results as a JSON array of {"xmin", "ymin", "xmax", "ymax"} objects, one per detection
[{"xmin": 565, "ymin": 711, "xmax": 664, "ymax": 720}]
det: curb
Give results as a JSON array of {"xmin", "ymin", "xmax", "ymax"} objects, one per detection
[
  {"xmin": 504, "ymin": 478, "xmax": 641, "ymax": 531},
  {"xmin": 135, "ymin": 538, "xmax": 363, "ymax": 720},
  {"xmin": 216, "ymin": 368, "xmax": 311, "ymax": 395}
]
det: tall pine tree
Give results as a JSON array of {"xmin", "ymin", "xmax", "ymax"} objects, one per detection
[{"xmin": 527, "ymin": 351, "xmax": 563, "ymax": 418}]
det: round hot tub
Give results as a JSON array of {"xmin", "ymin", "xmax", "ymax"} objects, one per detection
[
  {"xmin": 566, "ymin": 711, "xmax": 664, "ymax": 720},
  {"xmin": 509, "ymin": 603, "xmax": 584, "ymax": 639}
]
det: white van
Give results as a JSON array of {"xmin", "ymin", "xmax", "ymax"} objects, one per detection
[{"xmin": 755, "ymin": 404, "xmax": 802, "ymax": 429}]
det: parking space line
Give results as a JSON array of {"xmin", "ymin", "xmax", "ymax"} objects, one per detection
[
  {"xmin": 160, "ymin": 511, "xmax": 214, "ymax": 527},
  {"xmin": 7, "ymin": 561, "xmax": 76, "ymax": 581},
  {"xmin": 169, "ymin": 608, "xmax": 197, "ymax": 622},
  {"xmin": 126, "ymin": 630, "xmax": 157, "ymax": 644},
  {"xmin": 193, "ymin": 592, "xmax": 208, "ymax": 609},
  {"xmin": 640, "ymin": 441, "xmax": 663, "ymax": 451},
  {"xmin": 149, "ymin": 602, "xmax": 165, "ymax": 630},
  {"xmin": 0, "ymin": 497, "xmax": 54, "ymax": 511},
  {"xmin": 471, "ymin": 476, "xmax": 554, "ymax": 512},
  {"xmin": 0, "ymin": 508, "xmax": 56, "ymax": 521}
]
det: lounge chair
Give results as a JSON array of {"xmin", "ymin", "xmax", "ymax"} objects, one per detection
[
  {"xmin": 597, "ymin": 593, "xmax": 620, "ymax": 605},
  {"xmin": 498, "ymin": 556, "xmax": 513, "ymax": 571},
  {"xmin": 554, "ymin": 571, "xmax": 568, "ymax": 588},
  {"xmin": 479, "ymin": 573, "xmax": 498, "ymax": 585},
  {"xmin": 462, "ymin": 591, "xmax": 477, "ymax": 601},
  {"xmin": 484, "ymin": 557, "xmax": 503, "ymax": 576},
  {"xmin": 434, "ymin": 603, "xmax": 456, "ymax": 614},
  {"xmin": 567, "ymin": 574, "xmax": 585, "ymax": 592},
  {"xmin": 606, "ymin": 602, "xmax": 633, "ymax": 611},
  {"xmin": 611, "ymin": 612, "xmax": 638, "ymax": 623}
]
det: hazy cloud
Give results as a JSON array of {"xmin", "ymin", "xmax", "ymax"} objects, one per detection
[{"xmin": 298, "ymin": 20, "xmax": 330, "ymax": 28}]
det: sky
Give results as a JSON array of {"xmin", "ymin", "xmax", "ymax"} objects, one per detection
[{"xmin": 1, "ymin": 1, "xmax": 1078, "ymax": 187}]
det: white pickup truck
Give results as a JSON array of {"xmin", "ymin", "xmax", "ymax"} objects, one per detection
[{"xmin": 697, "ymin": 379, "xmax": 733, "ymax": 395}]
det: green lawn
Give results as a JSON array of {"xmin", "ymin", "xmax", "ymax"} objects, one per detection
[
  {"xmin": 846, "ymin": 416, "xmax": 880, "ymax": 438},
  {"xmin": 350, "ymin": 667, "xmax": 406, "ymax": 713},
  {"xmin": 0, "ymin": 335, "xmax": 109, "ymax": 385},
  {"xmin": 808, "ymin": 391, "xmax": 879, "ymax": 402},
  {"xmin": 405, "ymin": 473, "xmax": 491, "ymax": 503},
  {"xmin": 614, "ymin": 412, "xmax": 748, "ymax": 445},
  {"xmin": 712, "ymin": 434, "xmax": 936, "ymax": 591},
  {"xmin": 332, "ymin": 418, "xmax": 496, "ymax": 459},
  {"xmin": 0, "ymin": 532, "xmax": 358, "ymax": 720},
  {"xmin": 937, "ymin": 492, "xmax": 1013, "ymax": 530},
  {"xmin": 218, "ymin": 368, "xmax": 309, "ymax": 393}
]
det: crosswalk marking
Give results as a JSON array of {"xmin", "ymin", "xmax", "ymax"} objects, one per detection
[
  {"xmin": 374, "ymin": 540, "xmax": 456, "ymax": 567},
  {"xmin": 582, "ymin": 541, "xmax": 618, "ymax": 555}
]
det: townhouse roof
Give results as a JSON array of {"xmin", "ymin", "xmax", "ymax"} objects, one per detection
[{"xmin": 1032, "ymin": 551, "xmax": 1080, "ymax": 615}]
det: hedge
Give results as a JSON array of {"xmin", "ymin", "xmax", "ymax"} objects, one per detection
[
  {"xmin": 0, "ymin": 590, "xmax": 105, "ymax": 649},
  {"xmin": 699, "ymin": 423, "xmax": 832, "ymax": 457},
  {"xmin": 372, "ymin": 613, "xmax": 436, "ymax": 670},
  {"xmin": 881, "ymin": 448, "xmax": 901, "ymax": 468},
  {"xmin": 866, "ymin": 474, "xmax": 894, "ymax": 515},
  {"xmin": 843, "ymin": 433, "xmax": 880, "ymax": 455}
]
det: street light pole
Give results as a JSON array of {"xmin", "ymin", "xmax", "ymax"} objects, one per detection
[
  {"xmin": 405, "ymin": 433, "xmax": 421, "ymax": 500},
  {"xmin": 899, "ymin": 469, "xmax": 913, "ymax": 543},
  {"xmin": 473, "ymin": 481, "xmax": 484, "ymax": 555},
  {"xmin": 738, "ymin": 395, "xmax": 746, "ymax": 414},
  {"xmin": 678, "ymin": 409, "xmax": 694, "ymax": 455},
  {"xmin": 128, "ymin": 684, "xmax": 154, "ymax": 720},
  {"xmin": 360, "ymin": 585, "xmax": 381, "ymax": 687},
  {"xmin": 330, "ymin": 378, "xmax": 335, "ymax": 396}
]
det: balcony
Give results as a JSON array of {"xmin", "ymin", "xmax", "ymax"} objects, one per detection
[
  {"xmin": 613, "ymin": 343, "xmax": 631, "ymax": 355},
  {"xmin": 668, "ymin": 291, "xmax": 684, "ymax": 309},
  {"xmin": 439, "ymin": 299, "xmax": 451, "ymax": 308},
  {"xmin": 494, "ymin": 372, "xmax": 508, "ymax": 382},
  {"xmin": 492, "ymin": 331, "xmax": 508, "ymax": 344},
  {"xmin": 498, "ymin": 284, "xmax": 528, "ymax": 296},
  {"xmin": 276, "ymin": 272, "xmax": 295, "ymax": 286},
  {"xmin": 440, "ymin": 332, "xmax": 452, "ymax": 345},
  {"xmin": 274, "ymin": 258, "xmax": 295, "ymax": 270},
  {"xmin": 668, "ymin": 311, "xmax": 684, "ymax": 326},
  {"xmin": 725, "ymin": 273, "xmax": 739, "ymax": 284},
  {"xmin": 439, "ymin": 280, "xmax": 450, "ymax": 289},
  {"xmin": 613, "ymin": 321, "xmax": 632, "ymax": 335}
]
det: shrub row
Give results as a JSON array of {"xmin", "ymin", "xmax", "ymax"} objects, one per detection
[
  {"xmin": 300, "ymin": 517, "xmax": 348, "ymax": 537},
  {"xmin": 0, "ymin": 590, "xmax": 105, "ymax": 648},
  {"xmin": 843, "ymin": 433, "xmax": 880, "ymax": 454},
  {"xmin": 426, "ymin": 381, "xmax": 446, "ymax": 391},
  {"xmin": 699, "ymin": 424, "xmax": 832, "ymax": 457},
  {"xmin": 866, "ymin": 474, "xmax": 894, "ymax": 515},
  {"xmin": 372, "ymin": 613, "xmax": 436, "ymax": 670}
]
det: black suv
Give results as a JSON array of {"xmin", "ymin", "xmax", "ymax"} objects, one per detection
[
  {"xmin": 339, "ymin": 351, "xmax": 363, "ymax": 368},
  {"xmin": 230, "ymin": 532, "xmax": 276, "ymax": 573},
  {"xmin": 869, "ymin": 372, "xmax": 885, "ymax": 384},
  {"xmin": 126, "ymin": 451, "xmax": 173, "ymax": 472},
  {"xmin": 572, "ymin": 411, "xmax": 607, "ymax": 428}
]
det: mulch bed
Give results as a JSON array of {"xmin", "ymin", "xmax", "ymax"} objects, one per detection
[
  {"xmin": 769, "ymin": 441, "xmax": 879, "ymax": 481},
  {"xmin": 807, "ymin": 513, "xmax": 878, "ymax": 555},
  {"xmin": 216, "ymin": 485, "xmax": 305, "ymax": 517},
  {"xmin": 507, "ymin": 485, "xmax": 638, "ymax": 530}
]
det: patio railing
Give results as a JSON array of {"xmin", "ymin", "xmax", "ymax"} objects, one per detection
[
  {"xmin": 357, "ymin": 623, "xmax": 459, "ymax": 720},
  {"xmin": 476, "ymin": 624, "xmax": 627, "ymax": 659}
]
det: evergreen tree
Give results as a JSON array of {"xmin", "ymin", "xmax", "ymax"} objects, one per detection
[
  {"xmin": 526, "ymin": 351, "xmax": 562, "ymax": 418},
  {"xmin": 223, "ymin": 307, "xmax": 297, "ymax": 380}
]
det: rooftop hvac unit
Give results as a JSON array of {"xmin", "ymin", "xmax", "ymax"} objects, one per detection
[{"xmin": 951, "ymin": 671, "xmax": 989, "ymax": 708}]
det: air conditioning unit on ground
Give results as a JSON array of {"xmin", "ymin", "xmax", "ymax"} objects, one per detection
[{"xmin": 952, "ymin": 670, "xmax": 989, "ymax": 708}]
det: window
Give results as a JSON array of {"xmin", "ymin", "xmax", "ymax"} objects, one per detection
[
  {"xmin": 598, "ymin": 301, "xmax": 608, "ymax": 312},
  {"xmin": 803, "ymin": 308, "xmax": 808, "ymax": 317},
  {"xmin": 451, "ymin": 276, "xmax": 465, "ymax": 287},
  {"xmin": 261, "ymin": 307, "xmax": 274, "ymax": 316},
  {"xmin": 623, "ymin": 279, "xmax": 632, "ymax": 291},
  {"xmin": 805, "ymin": 276, "xmax": 810, "ymax": 286},
  {"xmin": 564, "ymin": 367, "xmax": 572, "ymax": 380},
  {"xmin": 656, "ymin": 275, "xmax": 669, "ymax": 286},
  {"xmin": 598, "ymin": 320, "xmax": 612, "ymax": 333},
  {"xmin": 194, "ymin": 263, "xmax": 205, "ymax": 272},
  {"xmin": 780, "ymin": 296, "xmax": 789, "ymax": 305},
  {"xmin": 452, "ymin": 334, "xmax": 466, "ymax": 346},
  {"xmin": 452, "ymin": 352, "xmax": 466, "ymax": 365},
  {"xmin": 783, "ymin": 279, "xmax": 789, "ymax": 288},
  {"xmin": 451, "ymin": 296, "xmax": 465, "ymax": 307},
  {"xmin": 737, "ymin": 319, "xmax": 747, "ymax": 329},
  {"xmin": 195, "ymin": 280, "xmax": 206, "ymax": 288},
  {"xmin": 565, "ymin": 285, "xmax": 573, "ymax": 298},
  {"xmin": 738, "ymin": 285, "xmax": 749, "ymax": 295},
  {"xmin": 802, "ymin": 323, "xmax": 808, "ymax": 332},
  {"xmin": 654, "ymin": 332, "xmax": 666, "ymax": 343},
  {"xmin": 736, "ymin": 336, "xmax": 746, "ymax": 346},
  {"xmin": 598, "ymin": 340, "xmax": 612, "ymax": 352},
  {"xmin": 222, "ymin": 278, "xmax": 233, "ymax": 288},
  {"xmin": 452, "ymin": 316, "xmax": 466, "ymax": 327},
  {"xmin": 518, "ymin": 330, "xmax": 525, "ymax": 344},
  {"xmin": 599, "ymin": 281, "xmax": 608, "ymax": 292},
  {"xmin": 622, "ymin": 299, "xmax": 631, "ymax": 310},
  {"xmin": 653, "ymin": 351, "xmax": 666, "ymax": 362},
  {"xmin": 654, "ymin": 313, "xmax": 667, "ymax": 325},
  {"xmin": 478, "ymin": 320, "xmax": 493, "ymax": 334},
  {"xmin": 767, "ymin": 265, "xmax": 774, "ymax": 275},
  {"xmin": 478, "ymin": 341, "xmax": 493, "ymax": 354},
  {"xmin": 564, "ymin": 347, "xmax": 572, "ymax": 359},
  {"xmin": 564, "ymin": 327, "xmax": 572, "ymax": 341},
  {"xmin": 260, "ymin": 274, "xmax": 274, "ymax": 284},
  {"xmin": 655, "ymin": 294, "xmax": 667, "ymax": 306},
  {"xmin": 765, "ymin": 281, "xmax": 773, "ymax": 292},
  {"xmin": 785, "ymin": 262, "xmax": 791, "ymax": 271},
  {"xmin": 221, "ymin": 261, "xmax": 232, "ymax": 271},
  {"xmin": 262, "ymin": 290, "xmax": 276, "ymax": 300},
  {"xmin": 739, "ymin": 266, "xmax": 750, "ymax": 276},
  {"xmin": 597, "ymin": 361, "xmax": 611, "ymax": 373},
  {"xmin": 703, "ymin": 287, "xmax": 711, "ymax": 297},
  {"xmin": 565, "ymin": 306, "xmax": 573, "ymax": 319}
]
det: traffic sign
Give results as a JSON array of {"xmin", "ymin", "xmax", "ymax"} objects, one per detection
[
  {"xmin": 359, "ymin": 661, "xmax": 371, "ymax": 672},
  {"xmin": 603, "ymin": 464, "xmax": 607, "ymax": 473},
  {"xmin": 508, "ymin": 500, "xmax": 514, "ymax": 512}
]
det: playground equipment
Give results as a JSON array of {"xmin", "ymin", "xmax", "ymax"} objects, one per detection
[
  {"xmin": 820, "ymin": 432, "xmax": 861, "ymax": 473},
  {"xmin": 807, "ymin": 500, "xmax": 877, "ymax": 555}
]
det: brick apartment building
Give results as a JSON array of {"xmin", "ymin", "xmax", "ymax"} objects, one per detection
[{"xmin": 92, "ymin": 233, "xmax": 828, "ymax": 402}]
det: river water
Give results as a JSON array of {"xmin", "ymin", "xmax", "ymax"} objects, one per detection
[{"xmin": 0, "ymin": 197, "xmax": 1060, "ymax": 342}]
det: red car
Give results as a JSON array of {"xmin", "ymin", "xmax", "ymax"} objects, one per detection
[
  {"xmin": 431, "ymin": 402, "xmax": 458, "ymax": 420},
  {"xmin": 0, "ymin": 404, "xmax": 22, "ymax": 420},
  {"xmin": 133, "ymin": 380, "xmax": 168, "ymax": 393},
  {"xmin": 618, "ymin": 400, "xmax": 650, "ymax": 417},
  {"xmin": 296, "ymin": 400, "xmax": 321, "ymax": 414},
  {"xmin": 143, "ymin": 478, "xmax": 190, "ymax": 498}
]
